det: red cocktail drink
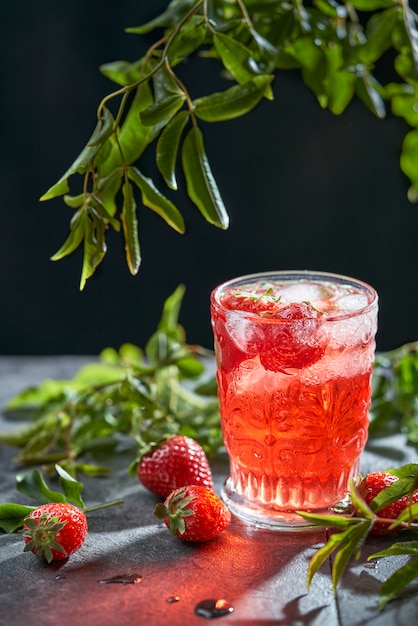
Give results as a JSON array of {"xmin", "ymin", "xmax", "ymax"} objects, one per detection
[{"xmin": 210, "ymin": 271, "xmax": 378, "ymax": 529}]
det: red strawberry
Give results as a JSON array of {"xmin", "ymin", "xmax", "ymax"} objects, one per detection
[
  {"xmin": 154, "ymin": 485, "xmax": 231, "ymax": 542},
  {"xmin": 22, "ymin": 503, "xmax": 88, "ymax": 563},
  {"xmin": 358, "ymin": 471, "xmax": 418, "ymax": 535},
  {"xmin": 137, "ymin": 435, "xmax": 214, "ymax": 498},
  {"xmin": 259, "ymin": 302, "xmax": 324, "ymax": 371}
]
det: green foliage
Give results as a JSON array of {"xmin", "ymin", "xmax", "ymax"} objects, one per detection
[
  {"xmin": 40, "ymin": 0, "xmax": 418, "ymax": 287},
  {"xmin": 369, "ymin": 342, "xmax": 418, "ymax": 446},
  {"xmin": 299, "ymin": 471, "xmax": 418, "ymax": 609},
  {"xmin": 0, "ymin": 286, "xmax": 222, "ymax": 477}
]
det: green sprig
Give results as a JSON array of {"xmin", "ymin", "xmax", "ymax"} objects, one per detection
[
  {"xmin": 0, "ymin": 286, "xmax": 222, "ymax": 478},
  {"xmin": 40, "ymin": 0, "xmax": 418, "ymax": 287},
  {"xmin": 298, "ymin": 469, "xmax": 418, "ymax": 609}
]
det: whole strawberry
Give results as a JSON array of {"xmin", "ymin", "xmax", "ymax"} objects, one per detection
[
  {"xmin": 154, "ymin": 485, "xmax": 231, "ymax": 542},
  {"xmin": 22, "ymin": 503, "xmax": 88, "ymax": 562},
  {"xmin": 358, "ymin": 471, "xmax": 418, "ymax": 535},
  {"xmin": 137, "ymin": 435, "xmax": 214, "ymax": 498}
]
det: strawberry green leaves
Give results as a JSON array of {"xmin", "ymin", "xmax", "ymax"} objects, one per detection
[
  {"xmin": 299, "ymin": 468, "xmax": 418, "ymax": 609},
  {"xmin": 0, "ymin": 464, "xmax": 123, "ymax": 533}
]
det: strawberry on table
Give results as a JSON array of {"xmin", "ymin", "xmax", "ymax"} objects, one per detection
[
  {"xmin": 22, "ymin": 503, "xmax": 88, "ymax": 563},
  {"xmin": 137, "ymin": 435, "xmax": 214, "ymax": 498},
  {"xmin": 358, "ymin": 471, "xmax": 418, "ymax": 535},
  {"xmin": 154, "ymin": 485, "xmax": 231, "ymax": 542}
]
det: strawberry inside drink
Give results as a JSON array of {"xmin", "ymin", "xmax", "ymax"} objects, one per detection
[{"xmin": 210, "ymin": 271, "xmax": 378, "ymax": 528}]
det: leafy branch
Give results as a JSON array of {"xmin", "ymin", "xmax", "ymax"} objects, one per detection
[
  {"xmin": 369, "ymin": 341, "xmax": 418, "ymax": 445},
  {"xmin": 0, "ymin": 285, "xmax": 222, "ymax": 478},
  {"xmin": 40, "ymin": 0, "xmax": 418, "ymax": 288},
  {"xmin": 299, "ymin": 464, "xmax": 418, "ymax": 610}
]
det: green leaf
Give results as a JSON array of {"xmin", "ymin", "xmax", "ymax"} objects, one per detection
[
  {"xmin": 296, "ymin": 511, "xmax": 361, "ymax": 529},
  {"xmin": 285, "ymin": 36, "xmax": 327, "ymax": 103},
  {"xmin": 166, "ymin": 18, "xmax": 207, "ymax": 66},
  {"xmin": 55, "ymin": 464, "xmax": 86, "ymax": 509},
  {"xmin": 214, "ymin": 33, "xmax": 261, "ymax": 84},
  {"xmin": 99, "ymin": 58, "xmax": 147, "ymax": 87},
  {"xmin": 181, "ymin": 126, "xmax": 229, "ymax": 228},
  {"xmin": 390, "ymin": 502, "xmax": 418, "ymax": 528},
  {"xmin": 50, "ymin": 209, "xmax": 86, "ymax": 262},
  {"xmin": 378, "ymin": 560, "xmax": 418, "ymax": 610},
  {"xmin": 193, "ymin": 75, "xmax": 274, "ymax": 122},
  {"xmin": 385, "ymin": 464, "xmax": 418, "ymax": 480},
  {"xmin": 349, "ymin": 480, "xmax": 375, "ymax": 519},
  {"xmin": 16, "ymin": 469, "xmax": 67, "ymax": 505},
  {"xmin": 99, "ymin": 82, "xmax": 154, "ymax": 177},
  {"xmin": 128, "ymin": 166, "xmax": 185, "ymax": 233},
  {"xmin": 322, "ymin": 44, "xmax": 356, "ymax": 114},
  {"xmin": 79, "ymin": 211, "xmax": 107, "ymax": 290},
  {"xmin": 306, "ymin": 529, "xmax": 347, "ymax": 588},
  {"xmin": 125, "ymin": 0, "xmax": 199, "ymax": 34},
  {"xmin": 331, "ymin": 521, "xmax": 372, "ymax": 591},
  {"xmin": 87, "ymin": 107, "xmax": 115, "ymax": 147},
  {"xmin": 371, "ymin": 476, "xmax": 418, "ymax": 513},
  {"xmin": 41, "ymin": 110, "xmax": 115, "ymax": 201},
  {"xmin": 361, "ymin": 7, "xmax": 401, "ymax": 65},
  {"xmin": 0, "ymin": 503, "xmax": 36, "ymax": 533},
  {"xmin": 349, "ymin": 0, "xmax": 397, "ymax": 8},
  {"xmin": 157, "ymin": 284, "xmax": 186, "ymax": 334},
  {"xmin": 140, "ymin": 93, "xmax": 186, "ymax": 126},
  {"xmin": 391, "ymin": 91, "xmax": 418, "ymax": 127},
  {"xmin": 121, "ymin": 180, "xmax": 141, "ymax": 275},
  {"xmin": 156, "ymin": 110, "xmax": 189, "ymax": 189},
  {"xmin": 355, "ymin": 70, "xmax": 386, "ymax": 119},
  {"xmin": 369, "ymin": 540, "xmax": 418, "ymax": 560},
  {"xmin": 64, "ymin": 194, "xmax": 84, "ymax": 209}
]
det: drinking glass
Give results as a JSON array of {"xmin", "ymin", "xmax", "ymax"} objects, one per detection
[{"xmin": 210, "ymin": 270, "xmax": 378, "ymax": 529}]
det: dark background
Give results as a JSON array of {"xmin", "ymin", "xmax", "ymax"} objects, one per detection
[{"xmin": 1, "ymin": 1, "xmax": 417, "ymax": 356}]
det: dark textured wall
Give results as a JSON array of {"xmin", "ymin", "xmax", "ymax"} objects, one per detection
[{"xmin": 1, "ymin": 1, "xmax": 417, "ymax": 355}]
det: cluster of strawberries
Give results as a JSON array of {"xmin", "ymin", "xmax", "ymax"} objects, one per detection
[{"xmin": 22, "ymin": 435, "xmax": 231, "ymax": 563}]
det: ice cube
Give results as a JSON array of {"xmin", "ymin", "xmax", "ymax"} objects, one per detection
[
  {"xmin": 334, "ymin": 292, "xmax": 369, "ymax": 313},
  {"xmin": 225, "ymin": 316, "xmax": 263, "ymax": 353},
  {"xmin": 278, "ymin": 281, "xmax": 330, "ymax": 307}
]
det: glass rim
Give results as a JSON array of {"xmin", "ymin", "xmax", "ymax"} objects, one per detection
[{"xmin": 210, "ymin": 269, "xmax": 378, "ymax": 322}]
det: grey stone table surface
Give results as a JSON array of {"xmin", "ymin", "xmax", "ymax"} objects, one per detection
[{"xmin": 0, "ymin": 356, "xmax": 417, "ymax": 626}]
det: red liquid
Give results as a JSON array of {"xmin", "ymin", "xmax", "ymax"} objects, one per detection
[
  {"xmin": 211, "ymin": 276, "xmax": 377, "ymax": 515},
  {"xmin": 217, "ymin": 365, "xmax": 372, "ymax": 510}
]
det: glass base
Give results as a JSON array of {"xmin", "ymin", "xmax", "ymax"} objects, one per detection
[{"xmin": 221, "ymin": 477, "xmax": 351, "ymax": 532}]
